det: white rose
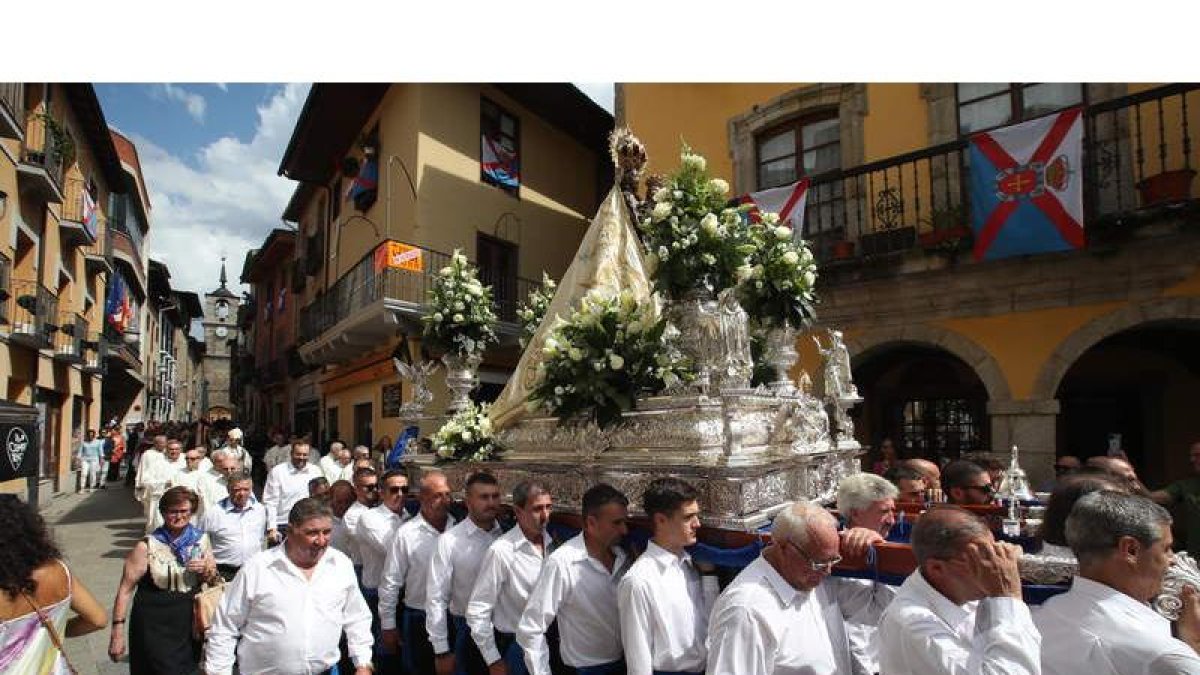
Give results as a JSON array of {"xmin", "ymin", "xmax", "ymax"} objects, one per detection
[
  {"xmin": 803, "ymin": 270, "xmax": 817, "ymax": 287},
  {"xmin": 709, "ymin": 178, "xmax": 729, "ymax": 195},
  {"xmin": 453, "ymin": 313, "xmax": 465, "ymax": 322},
  {"xmin": 433, "ymin": 312, "xmax": 444, "ymax": 322},
  {"xmin": 461, "ymin": 431, "xmax": 473, "ymax": 442},
  {"xmin": 568, "ymin": 347, "xmax": 584, "ymax": 362},
  {"xmin": 702, "ymin": 253, "xmax": 717, "ymax": 266},
  {"xmin": 651, "ymin": 201, "xmax": 673, "ymax": 222},
  {"xmin": 657, "ymin": 245, "xmax": 670, "ymax": 260},
  {"xmin": 682, "ymin": 153, "xmax": 707, "ymax": 172},
  {"xmin": 609, "ymin": 354, "xmax": 625, "ymax": 370},
  {"xmin": 467, "ymin": 284, "xmax": 483, "ymax": 297},
  {"xmin": 554, "ymin": 386, "xmax": 565, "ymax": 395},
  {"xmin": 762, "ymin": 212, "xmax": 780, "ymax": 226},
  {"xmin": 439, "ymin": 266, "xmax": 453, "ymax": 277},
  {"xmin": 454, "ymin": 301, "xmax": 465, "ymax": 311},
  {"xmin": 782, "ymin": 250, "xmax": 800, "ymax": 266},
  {"xmin": 653, "ymin": 187, "xmax": 671, "ymax": 203},
  {"xmin": 593, "ymin": 361, "xmax": 604, "ymax": 371},
  {"xmin": 774, "ymin": 226, "xmax": 791, "ymax": 240},
  {"xmin": 700, "ymin": 213, "xmax": 719, "ymax": 235},
  {"xmin": 736, "ymin": 265, "xmax": 754, "ymax": 282}
]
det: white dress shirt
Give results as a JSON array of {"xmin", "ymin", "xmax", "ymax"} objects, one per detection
[
  {"xmin": 425, "ymin": 516, "xmax": 504, "ymax": 654},
  {"xmin": 204, "ymin": 546, "xmax": 373, "ymax": 675},
  {"xmin": 169, "ymin": 468, "xmax": 227, "ymax": 518},
  {"xmin": 331, "ymin": 516, "xmax": 351, "ymax": 557},
  {"xmin": 202, "ymin": 496, "xmax": 268, "ymax": 567},
  {"xmin": 618, "ymin": 541, "xmax": 719, "ymax": 675},
  {"xmin": 323, "ymin": 460, "xmax": 353, "ymax": 485},
  {"xmin": 846, "ymin": 577, "xmax": 898, "ymax": 675},
  {"xmin": 342, "ymin": 501, "xmax": 369, "ymax": 565},
  {"xmin": 517, "ymin": 533, "xmax": 630, "ymax": 675},
  {"xmin": 354, "ymin": 503, "xmax": 408, "ymax": 589},
  {"xmin": 1036, "ymin": 576, "xmax": 1200, "ymax": 675},
  {"xmin": 466, "ymin": 526, "xmax": 552, "ymax": 665},
  {"xmin": 262, "ymin": 461, "xmax": 324, "ymax": 527},
  {"xmin": 878, "ymin": 569, "xmax": 1040, "ymax": 675},
  {"xmin": 319, "ymin": 454, "xmax": 340, "ymax": 480},
  {"xmin": 706, "ymin": 555, "xmax": 891, "ymax": 675},
  {"xmin": 378, "ymin": 512, "xmax": 456, "ymax": 630}
]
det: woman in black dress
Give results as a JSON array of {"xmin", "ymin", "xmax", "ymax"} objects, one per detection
[{"xmin": 108, "ymin": 486, "xmax": 217, "ymax": 674}]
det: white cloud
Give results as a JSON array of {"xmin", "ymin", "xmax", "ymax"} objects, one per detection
[
  {"xmin": 214, "ymin": 83, "xmax": 228, "ymax": 92},
  {"xmin": 153, "ymin": 83, "xmax": 208, "ymax": 123},
  {"xmin": 573, "ymin": 83, "xmax": 614, "ymax": 114},
  {"xmin": 135, "ymin": 83, "xmax": 310, "ymax": 297}
]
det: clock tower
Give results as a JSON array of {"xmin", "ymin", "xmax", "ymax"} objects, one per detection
[{"xmin": 201, "ymin": 257, "xmax": 242, "ymax": 420}]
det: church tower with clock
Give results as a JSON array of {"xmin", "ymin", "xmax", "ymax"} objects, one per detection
[{"xmin": 201, "ymin": 257, "xmax": 242, "ymax": 420}]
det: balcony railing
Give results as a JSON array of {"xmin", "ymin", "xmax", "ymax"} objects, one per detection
[
  {"xmin": 8, "ymin": 279, "xmax": 57, "ymax": 347},
  {"xmin": 801, "ymin": 83, "xmax": 1199, "ymax": 265},
  {"xmin": 298, "ymin": 239, "xmax": 545, "ymax": 346},
  {"xmin": 52, "ymin": 313, "xmax": 87, "ymax": 362},
  {"xmin": 21, "ymin": 110, "xmax": 66, "ymax": 190}
]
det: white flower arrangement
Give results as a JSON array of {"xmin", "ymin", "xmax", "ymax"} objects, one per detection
[
  {"xmin": 529, "ymin": 290, "xmax": 692, "ymax": 428},
  {"xmin": 421, "ymin": 250, "xmax": 498, "ymax": 358},
  {"xmin": 738, "ymin": 217, "xmax": 819, "ymax": 330},
  {"xmin": 516, "ymin": 272, "xmax": 557, "ymax": 349},
  {"xmin": 432, "ymin": 401, "xmax": 503, "ymax": 463},
  {"xmin": 637, "ymin": 146, "xmax": 756, "ymax": 301}
]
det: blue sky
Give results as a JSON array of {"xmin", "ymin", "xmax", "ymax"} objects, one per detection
[{"xmin": 93, "ymin": 83, "xmax": 614, "ymax": 297}]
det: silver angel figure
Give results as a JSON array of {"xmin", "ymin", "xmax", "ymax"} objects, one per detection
[{"xmin": 393, "ymin": 358, "xmax": 439, "ymax": 417}]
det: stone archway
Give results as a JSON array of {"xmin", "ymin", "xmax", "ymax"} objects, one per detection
[
  {"xmin": 846, "ymin": 325, "xmax": 1012, "ymax": 403},
  {"xmin": 1031, "ymin": 297, "xmax": 1200, "ymax": 402}
]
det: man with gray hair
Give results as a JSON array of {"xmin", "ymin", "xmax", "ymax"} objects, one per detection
[
  {"xmin": 320, "ymin": 441, "xmax": 347, "ymax": 478},
  {"xmin": 837, "ymin": 473, "xmax": 903, "ymax": 674},
  {"xmin": 706, "ymin": 500, "xmax": 889, "ymax": 674},
  {"xmin": 1036, "ymin": 491, "xmax": 1200, "ymax": 674},
  {"xmin": 878, "ymin": 505, "xmax": 1039, "ymax": 674}
]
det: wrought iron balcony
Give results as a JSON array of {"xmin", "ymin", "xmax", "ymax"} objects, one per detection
[
  {"xmin": 7, "ymin": 279, "xmax": 57, "ymax": 349},
  {"xmin": 17, "ymin": 110, "xmax": 65, "ymax": 204},
  {"xmin": 52, "ymin": 313, "xmax": 87, "ymax": 363},
  {"xmin": 0, "ymin": 83, "xmax": 23, "ymax": 140},
  {"xmin": 297, "ymin": 239, "xmax": 542, "ymax": 365},
  {"xmin": 800, "ymin": 83, "xmax": 1199, "ymax": 272}
]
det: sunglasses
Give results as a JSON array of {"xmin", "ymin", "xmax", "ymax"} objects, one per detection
[
  {"xmin": 963, "ymin": 484, "xmax": 996, "ymax": 496},
  {"xmin": 785, "ymin": 540, "xmax": 842, "ymax": 572},
  {"xmin": 362, "ymin": 484, "xmax": 380, "ymax": 491},
  {"xmin": 388, "ymin": 486, "xmax": 409, "ymax": 495}
]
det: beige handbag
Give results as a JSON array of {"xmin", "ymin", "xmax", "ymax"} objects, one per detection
[{"xmin": 192, "ymin": 578, "xmax": 226, "ymax": 638}]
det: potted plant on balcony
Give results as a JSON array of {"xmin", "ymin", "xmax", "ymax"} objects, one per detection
[
  {"xmin": 919, "ymin": 205, "xmax": 973, "ymax": 256},
  {"xmin": 1136, "ymin": 168, "xmax": 1197, "ymax": 207},
  {"xmin": 38, "ymin": 113, "xmax": 75, "ymax": 168}
]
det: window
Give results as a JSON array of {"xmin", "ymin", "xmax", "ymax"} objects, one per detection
[
  {"xmin": 898, "ymin": 398, "xmax": 984, "ymax": 462},
  {"xmin": 481, "ymin": 98, "xmax": 520, "ymax": 196},
  {"xmin": 755, "ymin": 113, "xmax": 841, "ymax": 190},
  {"xmin": 477, "ymin": 233, "xmax": 518, "ymax": 322},
  {"xmin": 957, "ymin": 83, "xmax": 1083, "ymax": 135}
]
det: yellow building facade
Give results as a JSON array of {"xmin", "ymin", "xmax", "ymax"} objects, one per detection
[
  {"xmin": 623, "ymin": 82, "xmax": 1200, "ymax": 488},
  {"xmin": 0, "ymin": 84, "xmax": 129, "ymax": 500},
  {"xmin": 275, "ymin": 84, "xmax": 612, "ymax": 450}
]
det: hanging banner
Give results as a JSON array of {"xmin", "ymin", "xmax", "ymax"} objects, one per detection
[{"xmin": 373, "ymin": 241, "xmax": 425, "ymax": 273}]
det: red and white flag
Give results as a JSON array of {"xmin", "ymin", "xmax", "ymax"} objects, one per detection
[{"xmin": 740, "ymin": 178, "xmax": 810, "ymax": 231}]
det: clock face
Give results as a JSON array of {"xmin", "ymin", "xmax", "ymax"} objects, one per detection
[{"xmin": 215, "ymin": 327, "xmax": 228, "ymax": 338}]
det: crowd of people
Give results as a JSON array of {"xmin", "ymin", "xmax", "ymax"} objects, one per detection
[{"xmin": 22, "ymin": 429, "xmax": 1200, "ymax": 674}]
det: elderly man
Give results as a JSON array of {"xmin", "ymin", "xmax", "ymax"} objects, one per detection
[
  {"xmin": 262, "ymin": 441, "xmax": 324, "ymax": 542},
  {"xmin": 324, "ymin": 446, "xmax": 354, "ymax": 484},
  {"xmin": 205, "ymin": 498, "xmax": 373, "ymax": 675},
  {"xmin": 380, "ymin": 470, "xmax": 455, "ymax": 675},
  {"xmin": 618, "ymin": 478, "xmax": 718, "ymax": 675},
  {"xmin": 140, "ymin": 439, "xmax": 187, "ymax": 533},
  {"xmin": 1151, "ymin": 441, "xmax": 1200, "ymax": 558},
  {"xmin": 202, "ymin": 470, "xmax": 268, "ymax": 581},
  {"xmin": 706, "ymin": 500, "xmax": 888, "ymax": 675},
  {"xmin": 221, "ymin": 427, "xmax": 253, "ymax": 473},
  {"xmin": 466, "ymin": 480, "xmax": 554, "ymax": 675},
  {"xmin": 878, "ymin": 505, "xmax": 1040, "ymax": 674},
  {"xmin": 1037, "ymin": 491, "xmax": 1200, "ymax": 673},
  {"xmin": 427, "ymin": 472, "xmax": 504, "ymax": 675},
  {"xmin": 941, "ymin": 460, "xmax": 996, "ymax": 506},
  {"xmin": 262, "ymin": 430, "xmax": 292, "ymax": 470},
  {"xmin": 518, "ymin": 484, "xmax": 631, "ymax": 675},
  {"xmin": 168, "ymin": 447, "xmax": 226, "ymax": 517},
  {"xmin": 320, "ymin": 441, "xmax": 346, "ymax": 477}
]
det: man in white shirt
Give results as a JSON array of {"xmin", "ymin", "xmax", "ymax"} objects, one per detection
[
  {"xmin": 220, "ymin": 427, "xmax": 253, "ymax": 473},
  {"xmin": 466, "ymin": 480, "xmax": 553, "ymax": 675},
  {"xmin": 140, "ymin": 439, "xmax": 186, "ymax": 533},
  {"xmin": 204, "ymin": 497, "xmax": 374, "ymax": 675},
  {"xmin": 837, "ymin": 473, "xmax": 903, "ymax": 674},
  {"xmin": 202, "ymin": 470, "xmax": 269, "ymax": 581},
  {"xmin": 329, "ymin": 479, "xmax": 358, "ymax": 557},
  {"xmin": 380, "ymin": 470, "xmax": 455, "ymax": 675},
  {"xmin": 134, "ymin": 432, "xmax": 168, "ymax": 497},
  {"xmin": 324, "ymin": 446, "xmax": 354, "ymax": 484},
  {"xmin": 518, "ymin": 483, "xmax": 631, "ymax": 675},
  {"xmin": 262, "ymin": 441, "xmax": 324, "ymax": 542},
  {"xmin": 262, "ymin": 430, "xmax": 292, "ymax": 471},
  {"xmin": 344, "ymin": 467, "xmax": 381, "ymax": 581},
  {"xmin": 618, "ymin": 477, "xmax": 718, "ymax": 675},
  {"xmin": 1037, "ymin": 490, "xmax": 1200, "ymax": 674},
  {"xmin": 706, "ymin": 500, "xmax": 890, "ymax": 675},
  {"xmin": 428, "ymin": 471, "xmax": 504, "ymax": 675},
  {"xmin": 168, "ymin": 448, "xmax": 226, "ymax": 520},
  {"xmin": 320, "ymin": 441, "xmax": 347, "ymax": 479},
  {"xmin": 878, "ymin": 505, "xmax": 1040, "ymax": 675},
  {"xmin": 355, "ymin": 468, "xmax": 410, "ymax": 671}
]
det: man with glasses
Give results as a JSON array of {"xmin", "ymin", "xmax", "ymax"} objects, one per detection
[
  {"xmin": 941, "ymin": 460, "xmax": 996, "ymax": 506},
  {"xmin": 427, "ymin": 471, "xmax": 504, "ymax": 675},
  {"xmin": 345, "ymin": 467, "xmax": 380, "ymax": 582},
  {"xmin": 356, "ymin": 469, "xmax": 411, "ymax": 670},
  {"xmin": 263, "ymin": 441, "xmax": 324, "ymax": 543},
  {"xmin": 169, "ymin": 447, "xmax": 225, "ymax": 518},
  {"xmin": 878, "ymin": 505, "xmax": 1038, "ymax": 674},
  {"xmin": 707, "ymin": 500, "xmax": 889, "ymax": 675}
]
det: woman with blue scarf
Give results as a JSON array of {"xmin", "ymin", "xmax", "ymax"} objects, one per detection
[{"xmin": 109, "ymin": 485, "xmax": 217, "ymax": 674}]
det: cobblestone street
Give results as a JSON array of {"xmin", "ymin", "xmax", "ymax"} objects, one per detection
[{"xmin": 43, "ymin": 480, "xmax": 145, "ymax": 675}]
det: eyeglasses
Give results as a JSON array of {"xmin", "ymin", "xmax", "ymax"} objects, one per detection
[
  {"xmin": 785, "ymin": 540, "xmax": 842, "ymax": 572},
  {"xmin": 362, "ymin": 484, "xmax": 380, "ymax": 491},
  {"xmin": 388, "ymin": 486, "xmax": 409, "ymax": 495}
]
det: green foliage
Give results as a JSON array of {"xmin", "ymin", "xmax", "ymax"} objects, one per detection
[
  {"xmin": 432, "ymin": 402, "xmax": 503, "ymax": 463},
  {"xmin": 421, "ymin": 250, "xmax": 498, "ymax": 358},
  {"xmin": 516, "ymin": 272, "xmax": 557, "ymax": 349},
  {"xmin": 738, "ymin": 218, "xmax": 819, "ymax": 330}
]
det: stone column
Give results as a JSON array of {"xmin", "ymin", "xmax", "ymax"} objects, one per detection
[{"xmin": 987, "ymin": 399, "xmax": 1060, "ymax": 490}]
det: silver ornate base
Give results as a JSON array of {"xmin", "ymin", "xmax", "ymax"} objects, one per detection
[{"xmin": 407, "ymin": 390, "xmax": 860, "ymax": 531}]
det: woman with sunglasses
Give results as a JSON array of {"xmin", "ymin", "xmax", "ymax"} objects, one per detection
[{"xmin": 109, "ymin": 486, "xmax": 218, "ymax": 675}]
